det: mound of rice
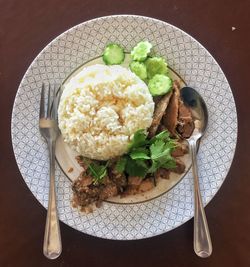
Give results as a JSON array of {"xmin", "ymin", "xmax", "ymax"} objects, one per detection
[{"xmin": 58, "ymin": 64, "xmax": 154, "ymax": 160}]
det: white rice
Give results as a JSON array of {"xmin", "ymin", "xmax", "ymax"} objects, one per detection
[{"xmin": 58, "ymin": 64, "xmax": 154, "ymax": 160}]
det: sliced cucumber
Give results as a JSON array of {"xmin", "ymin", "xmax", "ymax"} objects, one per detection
[
  {"xmin": 129, "ymin": 61, "xmax": 147, "ymax": 81},
  {"xmin": 102, "ymin": 43, "xmax": 125, "ymax": 65},
  {"xmin": 131, "ymin": 41, "xmax": 152, "ymax": 62},
  {"xmin": 145, "ymin": 57, "xmax": 168, "ymax": 79},
  {"xmin": 148, "ymin": 74, "xmax": 172, "ymax": 96}
]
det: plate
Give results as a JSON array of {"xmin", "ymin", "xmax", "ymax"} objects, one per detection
[{"xmin": 11, "ymin": 15, "xmax": 237, "ymax": 240}]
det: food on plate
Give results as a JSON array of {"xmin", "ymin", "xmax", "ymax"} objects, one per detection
[
  {"xmin": 129, "ymin": 61, "xmax": 147, "ymax": 81},
  {"xmin": 71, "ymin": 80, "xmax": 194, "ymax": 212},
  {"xmin": 102, "ymin": 43, "xmax": 125, "ymax": 65},
  {"xmin": 145, "ymin": 57, "xmax": 168, "ymax": 79},
  {"xmin": 148, "ymin": 90, "xmax": 173, "ymax": 138},
  {"xmin": 148, "ymin": 74, "xmax": 172, "ymax": 96},
  {"xmin": 58, "ymin": 64, "xmax": 154, "ymax": 161},
  {"xmin": 131, "ymin": 41, "xmax": 152, "ymax": 61},
  {"xmin": 59, "ymin": 41, "xmax": 195, "ymax": 212}
]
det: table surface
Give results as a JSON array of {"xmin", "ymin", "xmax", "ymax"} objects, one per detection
[{"xmin": 1, "ymin": 0, "xmax": 250, "ymax": 266}]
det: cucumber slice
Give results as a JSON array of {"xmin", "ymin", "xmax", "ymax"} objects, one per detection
[
  {"xmin": 145, "ymin": 57, "xmax": 168, "ymax": 79},
  {"xmin": 129, "ymin": 61, "xmax": 147, "ymax": 81},
  {"xmin": 102, "ymin": 43, "xmax": 125, "ymax": 65},
  {"xmin": 148, "ymin": 74, "xmax": 172, "ymax": 96},
  {"xmin": 131, "ymin": 41, "xmax": 152, "ymax": 61}
]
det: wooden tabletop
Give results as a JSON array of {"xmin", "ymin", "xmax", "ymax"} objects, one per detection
[{"xmin": 1, "ymin": 0, "xmax": 250, "ymax": 266}]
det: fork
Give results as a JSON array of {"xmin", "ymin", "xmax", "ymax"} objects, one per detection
[{"xmin": 39, "ymin": 83, "xmax": 62, "ymax": 259}]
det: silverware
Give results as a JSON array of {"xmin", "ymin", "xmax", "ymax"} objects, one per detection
[
  {"xmin": 39, "ymin": 83, "xmax": 62, "ymax": 259},
  {"xmin": 181, "ymin": 87, "xmax": 212, "ymax": 258}
]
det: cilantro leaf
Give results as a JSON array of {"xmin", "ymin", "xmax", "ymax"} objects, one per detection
[
  {"xmin": 149, "ymin": 130, "xmax": 170, "ymax": 144},
  {"xmin": 150, "ymin": 140, "xmax": 166, "ymax": 159},
  {"xmin": 162, "ymin": 159, "xmax": 176, "ymax": 169},
  {"xmin": 148, "ymin": 160, "xmax": 161, "ymax": 173},
  {"xmin": 125, "ymin": 157, "xmax": 148, "ymax": 177},
  {"xmin": 149, "ymin": 137, "xmax": 177, "ymax": 172},
  {"xmin": 115, "ymin": 157, "xmax": 127, "ymax": 173},
  {"xmin": 130, "ymin": 147, "xmax": 150, "ymax": 160},
  {"xmin": 115, "ymin": 129, "xmax": 178, "ymax": 178},
  {"xmin": 88, "ymin": 162, "xmax": 108, "ymax": 185},
  {"xmin": 128, "ymin": 129, "xmax": 148, "ymax": 150}
]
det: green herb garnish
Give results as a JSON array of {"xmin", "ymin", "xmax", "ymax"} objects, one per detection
[
  {"xmin": 115, "ymin": 157, "xmax": 128, "ymax": 173},
  {"xmin": 119, "ymin": 130, "xmax": 177, "ymax": 178},
  {"xmin": 88, "ymin": 162, "xmax": 108, "ymax": 185},
  {"xmin": 130, "ymin": 147, "xmax": 150, "ymax": 160},
  {"xmin": 125, "ymin": 157, "xmax": 149, "ymax": 178},
  {"xmin": 128, "ymin": 129, "xmax": 148, "ymax": 150},
  {"xmin": 87, "ymin": 130, "xmax": 177, "ymax": 182}
]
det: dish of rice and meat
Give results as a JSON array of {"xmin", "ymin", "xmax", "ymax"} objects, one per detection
[{"xmin": 58, "ymin": 41, "xmax": 194, "ymax": 212}]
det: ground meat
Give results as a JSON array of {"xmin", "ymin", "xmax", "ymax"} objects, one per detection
[
  {"xmin": 99, "ymin": 183, "xmax": 118, "ymax": 199},
  {"xmin": 108, "ymin": 164, "xmax": 127, "ymax": 189},
  {"xmin": 72, "ymin": 180, "xmax": 101, "ymax": 208},
  {"xmin": 75, "ymin": 156, "xmax": 89, "ymax": 171},
  {"xmin": 72, "ymin": 176, "xmax": 119, "ymax": 210},
  {"xmin": 78, "ymin": 173, "xmax": 93, "ymax": 187}
]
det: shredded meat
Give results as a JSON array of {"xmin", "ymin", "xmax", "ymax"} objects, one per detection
[
  {"xmin": 172, "ymin": 158, "xmax": 186, "ymax": 174},
  {"xmin": 128, "ymin": 176, "xmax": 142, "ymax": 186},
  {"xmin": 123, "ymin": 178, "xmax": 154, "ymax": 196},
  {"xmin": 162, "ymin": 81, "xmax": 180, "ymax": 136},
  {"xmin": 155, "ymin": 168, "xmax": 170, "ymax": 180},
  {"xmin": 171, "ymin": 141, "xmax": 189, "ymax": 157},
  {"xmin": 176, "ymin": 100, "xmax": 195, "ymax": 138},
  {"xmin": 148, "ymin": 91, "xmax": 173, "ymax": 138},
  {"xmin": 138, "ymin": 179, "xmax": 154, "ymax": 192},
  {"xmin": 177, "ymin": 122, "xmax": 194, "ymax": 138},
  {"xmin": 157, "ymin": 123, "xmax": 168, "ymax": 134}
]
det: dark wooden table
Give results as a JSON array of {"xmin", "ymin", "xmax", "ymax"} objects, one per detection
[{"xmin": 1, "ymin": 0, "xmax": 250, "ymax": 266}]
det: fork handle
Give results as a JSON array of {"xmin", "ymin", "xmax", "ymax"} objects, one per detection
[
  {"xmin": 189, "ymin": 138, "xmax": 212, "ymax": 258},
  {"xmin": 43, "ymin": 140, "xmax": 62, "ymax": 259}
]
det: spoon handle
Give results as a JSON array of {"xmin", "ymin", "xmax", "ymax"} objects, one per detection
[{"xmin": 189, "ymin": 138, "xmax": 212, "ymax": 258}]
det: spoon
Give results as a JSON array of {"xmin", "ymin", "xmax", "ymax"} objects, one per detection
[{"xmin": 181, "ymin": 86, "xmax": 212, "ymax": 258}]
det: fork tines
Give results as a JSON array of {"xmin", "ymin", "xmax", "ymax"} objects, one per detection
[{"xmin": 40, "ymin": 83, "xmax": 59, "ymax": 120}]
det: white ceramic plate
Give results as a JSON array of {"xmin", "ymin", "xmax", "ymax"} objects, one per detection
[{"xmin": 11, "ymin": 15, "xmax": 237, "ymax": 240}]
